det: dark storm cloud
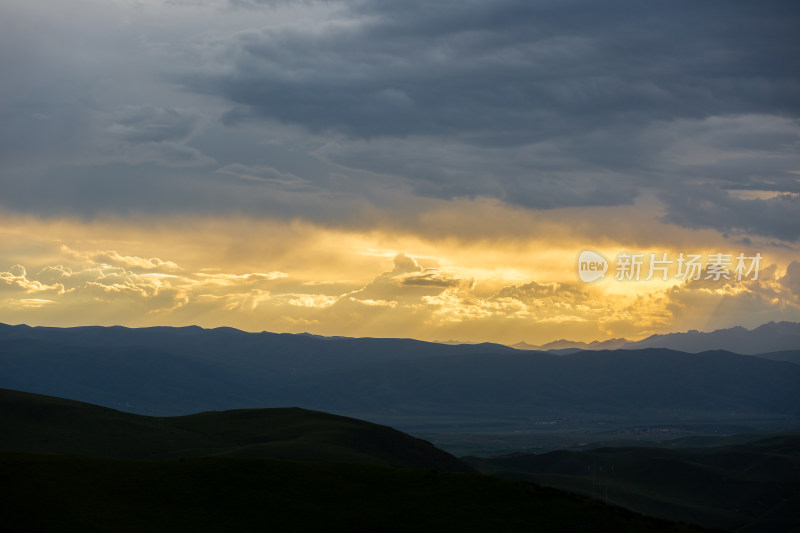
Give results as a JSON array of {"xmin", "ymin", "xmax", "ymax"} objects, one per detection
[
  {"xmin": 189, "ymin": 0, "xmax": 800, "ymax": 140},
  {"xmin": 1, "ymin": 0, "xmax": 799, "ymax": 241},
  {"xmin": 105, "ymin": 105, "xmax": 215, "ymax": 167},
  {"xmin": 110, "ymin": 105, "xmax": 200, "ymax": 144},
  {"xmin": 660, "ymin": 186, "xmax": 800, "ymax": 242},
  {"xmin": 170, "ymin": 0, "xmax": 800, "ymax": 239},
  {"xmin": 312, "ymin": 136, "xmax": 640, "ymax": 208}
]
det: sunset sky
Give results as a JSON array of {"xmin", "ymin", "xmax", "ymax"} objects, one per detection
[{"xmin": 1, "ymin": 0, "xmax": 798, "ymax": 344}]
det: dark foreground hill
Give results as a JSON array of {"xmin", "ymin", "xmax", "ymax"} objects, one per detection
[
  {"xmin": 0, "ymin": 388, "xmax": 467, "ymax": 471},
  {"xmin": 0, "ymin": 389, "xmax": 710, "ymax": 533},
  {"xmin": 0, "ymin": 453, "xmax": 711, "ymax": 533},
  {"xmin": 465, "ymin": 435, "xmax": 800, "ymax": 532}
]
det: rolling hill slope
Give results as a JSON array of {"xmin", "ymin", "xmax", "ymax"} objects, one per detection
[
  {"xmin": 0, "ymin": 388, "xmax": 467, "ymax": 471},
  {"xmin": 0, "ymin": 388, "xmax": 713, "ymax": 532},
  {"xmin": 465, "ymin": 436, "xmax": 800, "ymax": 532},
  {"xmin": 0, "ymin": 452, "xmax": 712, "ymax": 533}
]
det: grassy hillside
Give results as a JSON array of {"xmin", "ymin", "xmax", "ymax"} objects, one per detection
[
  {"xmin": 0, "ymin": 452, "xmax": 712, "ymax": 533},
  {"xmin": 0, "ymin": 388, "xmax": 467, "ymax": 471},
  {"xmin": 465, "ymin": 436, "xmax": 800, "ymax": 532}
]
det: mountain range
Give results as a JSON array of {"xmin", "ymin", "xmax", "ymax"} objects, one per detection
[
  {"xmin": 512, "ymin": 321, "xmax": 800, "ymax": 355},
  {"xmin": 513, "ymin": 337, "xmax": 630, "ymax": 352},
  {"xmin": 2, "ymin": 322, "xmax": 798, "ymax": 532},
  {"xmin": 1, "ymin": 322, "xmax": 798, "ymax": 438}
]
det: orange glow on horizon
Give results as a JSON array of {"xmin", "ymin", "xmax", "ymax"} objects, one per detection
[{"xmin": 0, "ymin": 210, "xmax": 797, "ymax": 345}]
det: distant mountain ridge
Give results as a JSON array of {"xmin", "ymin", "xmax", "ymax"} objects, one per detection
[
  {"xmin": 513, "ymin": 321, "xmax": 799, "ymax": 355},
  {"xmin": 624, "ymin": 321, "xmax": 800, "ymax": 354},
  {"xmin": 512, "ymin": 338, "xmax": 630, "ymax": 351}
]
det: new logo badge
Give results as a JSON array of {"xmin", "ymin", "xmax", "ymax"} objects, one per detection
[{"xmin": 578, "ymin": 250, "xmax": 608, "ymax": 283}]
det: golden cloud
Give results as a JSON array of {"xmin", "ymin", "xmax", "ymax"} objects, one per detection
[{"xmin": 0, "ymin": 211, "xmax": 797, "ymax": 344}]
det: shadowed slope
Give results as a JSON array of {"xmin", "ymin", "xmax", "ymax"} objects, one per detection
[
  {"xmin": 0, "ymin": 453, "xmax": 712, "ymax": 533},
  {"xmin": 0, "ymin": 388, "xmax": 714, "ymax": 531},
  {"xmin": 0, "ymin": 388, "xmax": 467, "ymax": 471},
  {"xmin": 465, "ymin": 436, "xmax": 800, "ymax": 532}
]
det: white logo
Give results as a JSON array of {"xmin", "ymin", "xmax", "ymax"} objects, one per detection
[{"xmin": 578, "ymin": 250, "xmax": 608, "ymax": 283}]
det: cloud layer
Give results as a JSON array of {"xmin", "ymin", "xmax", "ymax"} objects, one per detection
[
  {"xmin": 1, "ymin": 215, "xmax": 798, "ymax": 343},
  {"xmin": 1, "ymin": 1, "xmax": 798, "ymax": 340},
  {"xmin": 0, "ymin": 0, "xmax": 798, "ymax": 241}
]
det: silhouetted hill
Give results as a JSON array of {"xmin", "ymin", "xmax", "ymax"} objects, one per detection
[
  {"xmin": 274, "ymin": 349, "xmax": 800, "ymax": 425},
  {"xmin": 0, "ymin": 388, "xmax": 713, "ymax": 532},
  {"xmin": 0, "ymin": 388, "xmax": 467, "ymax": 471},
  {"xmin": 465, "ymin": 435, "xmax": 800, "ymax": 532},
  {"xmin": 0, "ymin": 322, "xmax": 518, "ymax": 366},
  {"xmin": 747, "ymin": 350, "xmax": 800, "ymax": 366},
  {"xmin": 0, "ymin": 452, "xmax": 711, "ymax": 533}
]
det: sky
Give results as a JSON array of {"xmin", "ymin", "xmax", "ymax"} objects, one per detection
[{"xmin": 1, "ymin": 0, "xmax": 799, "ymax": 344}]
